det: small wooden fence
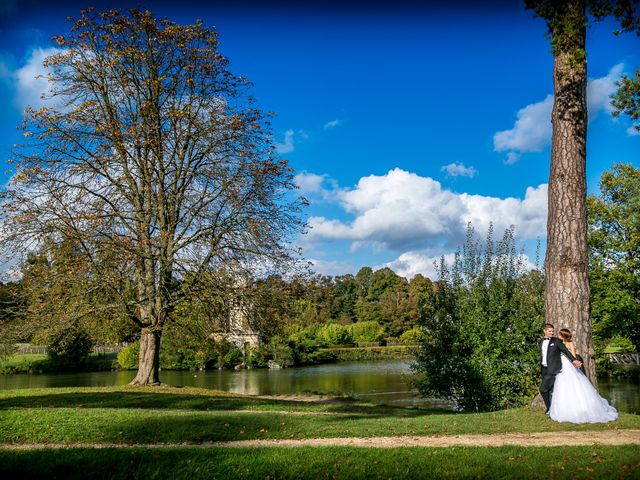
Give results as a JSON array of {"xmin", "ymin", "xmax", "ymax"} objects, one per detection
[
  {"xmin": 14, "ymin": 344, "xmax": 123, "ymax": 356},
  {"xmin": 604, "ymin": 352, "xmax": 640, "ymax": 366}
]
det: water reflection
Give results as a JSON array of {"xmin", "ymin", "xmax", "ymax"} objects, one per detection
[{"xmin": 1, "ymin": 360, "xmax": 637, "ymax": 413}]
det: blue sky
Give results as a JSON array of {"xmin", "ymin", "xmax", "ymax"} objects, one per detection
[{"xmin": 1, "ymin": 1, "xmax": 638, "ymax": 279}]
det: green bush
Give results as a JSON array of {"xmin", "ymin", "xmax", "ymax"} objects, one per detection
[
  {"xmin": 47, "ymin": 325, "xmax": 93, "ymax": 370},
  {"xmin": 267, "ymin": 337, "xmax": 294, "ymax": 367},
  {"xmin": 222, "ymin": 347, "xmax": 243, "ymax": 367},
  {"xmin": 158, "ymin": 326, "xmax": 218, "ymax": 370},
  {"xmin": 348, "ymin": 321, "xmax": 385, "ymax": 344},
  {"xmin": 287, "ymin": 337, "xmax": 334, "ymax": 365},
  {"xmin": 117, "ymin": 341, "xmax": 139, "ymax": 370},
  {"xmin": 211, "ymin": 340, "xmax": 244, "ymax": 369},
  {"xmin": 413, "ymin": 225, "xmax": 543, "ymax": 412},
  {"xmin": 284, "ymin": 325, "xmax": 322, "ymax": 345},
  {"xmin": 245, "ymin": 345, "xmax": 268, "ymax": 368},
  {"xmin": 316, "ymin": 323, "xmax": 353, "ymax": 346},
  {"xmin": 0, "ymin": 343, "xmax": 18, "ymax": 364},
  {"xmin": 303, "ymin": 349, "xmax": 337, "ymax": 364},
  {"xmin": 400, "ymin": 328, "xmax": 424, "ymax": 345},
  {"xmin": 84, "ymin": 354, "xmax": 118, "ymax": 371}
]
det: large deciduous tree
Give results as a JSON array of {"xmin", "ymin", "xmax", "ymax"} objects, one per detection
[
  {"xmin": 1, "ymin": 8, "xmax": 304, "ymax": 385},
  {"xmin": 525, "ymin": 0, "xmax": 637, "ymax": 385},
  {"xmin": 587, "ymin": 163, "xmax": 640, "ymax": 350}
]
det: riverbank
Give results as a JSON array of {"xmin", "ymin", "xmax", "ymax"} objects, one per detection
[
  {"xmin": 0, "ymin": 353, "xmax": 115, "ymax": 374},
  {"xmin": 1, "ymin": 386, "xmax": 639, "ymax": 479},
  {"xmin": 0, "ymin": 346, "xmax": 414, "ymax": 375}
]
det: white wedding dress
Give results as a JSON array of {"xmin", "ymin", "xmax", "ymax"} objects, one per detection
[{"xmin": 549, "ymin": 354, "xmax": 618, "ymax": 423}]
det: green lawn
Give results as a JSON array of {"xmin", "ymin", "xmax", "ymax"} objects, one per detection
[
  {"xmin": 1, "ymin": 386, "xmax": 639, "ymax": 479},
  {"xmin": 2, "ymin": 446, "xmax": 639, "ymax": 480}
]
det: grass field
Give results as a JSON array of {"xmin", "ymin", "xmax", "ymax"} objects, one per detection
[{"xmin": 1, "ymin": 386, "xmax": 639, "ymax": 479}]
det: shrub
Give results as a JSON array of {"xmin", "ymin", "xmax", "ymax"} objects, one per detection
[
  {"xmin": 285, "ymin": 324, "xmax": 320, "ymax": 343},
  {"xmin": 412, "ymin": 225, "xmax": 543, "ymax": 412},
  {"xmin": 267, "ymin": 336, "xmax": 294, "ymax": 367},
  {"xmin": 316, "ymin": 323, "xmax": 353, "ymax": 346},
  {"xmin": 222, "ymin": 346, "xmax": 243, "ymax": 367},
  {"xmin": 303, "ymin": 349, "xmax": 337, "ymax": 364},
  {"xmin": 158, "ymin": 325, "xmax": 217, "ymax": 370},
  {"xmin": 287, "ymin": 337, "xmax": 335, "ymax": 365},
  {"xmin": 349, "ymin": 321, "xmax": 385, "ymax": 344},
  {"xmin": 117, "ymin": 341, "xmax": 140, "ymax": 370},
  {"xmin": 0, "ymin": 343, "xmax": 17, "ymax": 364},
  {"xmin": 47, "ymin": 325, "xmax": 93, "ymax": 370},
  {"xmin": 245, "ymin": 345, "xmax": 268, "ymax": 368},
  {"xmin": 211, "ymin": 340, "xmax": 244, "ymax": 369},
  {"xmin": 399, "ymin": 328, "xmax": 424, "ymax": 345}
]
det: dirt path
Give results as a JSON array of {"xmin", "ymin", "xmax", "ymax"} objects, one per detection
[{"xmin": 2, "ymin": 430, "xmax": 639, "ymax": 450}]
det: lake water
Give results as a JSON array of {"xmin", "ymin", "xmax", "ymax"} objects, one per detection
[{"xmin": 1, "ymin": 360, "xmax": 638, "ymax": 413}]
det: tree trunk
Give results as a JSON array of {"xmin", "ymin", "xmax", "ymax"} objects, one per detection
[
  {"xmin": 545, "ymin": 0, "xmax": 596, "ymax": 385},
  {"xmin": 130, "ymin": 328, "xmax": 162, "ymax": 385}
]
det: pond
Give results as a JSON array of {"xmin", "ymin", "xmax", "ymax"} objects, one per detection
[{"xmin": 1, "ymin": 360, "xmax": 638, "ymax": 413}]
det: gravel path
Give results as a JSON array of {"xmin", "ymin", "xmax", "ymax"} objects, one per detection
[{"xmin": 2, "ymin": 429, "xmax": 639, "ymax": 449}]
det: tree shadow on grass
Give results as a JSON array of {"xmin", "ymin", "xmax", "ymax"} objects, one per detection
[
  {"xmin": 0, "ymin": 390, "xmax": 452, "ymax": 418},
  {"xmin": 0, "ymin": 445, "xmax": 632, "ymax": 480}
]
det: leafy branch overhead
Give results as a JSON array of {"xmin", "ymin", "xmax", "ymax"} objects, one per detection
[{"xmin": 611, "ymin": 68, "xmax": 640, "ymax": 131}]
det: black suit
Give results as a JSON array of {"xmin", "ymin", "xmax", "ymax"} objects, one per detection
[{"xmin": 540, "ymin": 337, "xmax": 578, "ymax": 410}]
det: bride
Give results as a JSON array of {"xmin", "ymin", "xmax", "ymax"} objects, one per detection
[{"xmin": 549, "ymin": 328, "xmax": 618, "ymax": 423}]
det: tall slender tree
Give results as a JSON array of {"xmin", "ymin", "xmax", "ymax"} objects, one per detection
[
  {"xmin": 1, "ymin": 8, "xmax": 304, "ymax": 385},
  {"xmin": 525, "ymin": 0, "xmax": 638, "ymax": 385}
]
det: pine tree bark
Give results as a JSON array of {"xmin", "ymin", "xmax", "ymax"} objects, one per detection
[{"xmin": 545, "ymin": 0, "xmax": 596, "ymax": 385}]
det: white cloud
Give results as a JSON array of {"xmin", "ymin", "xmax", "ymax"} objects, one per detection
[
  {"xmin": 275, "ymin": 129, "xmax": 295, "ymax": 154},
  {"xmin": 308, "ymin": 258, "xmax": 356, "ymax": 276},
  {"xmin": 587, "ymin": 63, "xmax": 623, "ymax": 116},
  {"xmin": 382, "ymin": 250, "xmax": 537, "ymax": 280},
  {"xmin": 294, "ymin": 172, "xmax": 326, "ymax": 194},
  {"xmin": 493, "ymin": 94, "xmax": 553, "ymax": 156},
  {"xmin": 505, "ymin": 152, "xmax": 520, "ymax": 165},
  {"xmin": 382, "ymin": 251, "xmax": 457, "ymax": 280},
  {"xmin": 494, "ymin": 64, "xmax": 624, "ymax": 163},
  {"xmin": 323, "ymin": 118, "xmax": 341, "ymax": 129},
  {"xmin": 13, "ymin": 47, "xmax": 63, "ymax": 110},
  {"xmin": 304, "ymin": 168, "xmax": 548, "ymax": 252},
  {"xmin": 441, "ymin": 162, "xmax": 477, "ymax": 178}
]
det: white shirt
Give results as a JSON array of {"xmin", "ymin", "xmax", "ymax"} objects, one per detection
[{"xmin": 541, "ymin": 338, "xmax": 550, "ymax": 367}]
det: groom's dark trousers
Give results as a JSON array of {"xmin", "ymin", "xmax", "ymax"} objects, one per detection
[{"xmin": 540, "ymin": 337, "xmax": 578, "ymax": 410}]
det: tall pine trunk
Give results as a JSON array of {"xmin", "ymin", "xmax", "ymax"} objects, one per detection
[{"xmin": 545, "ymin": 0, "xmax": 596, "ymax": 385}]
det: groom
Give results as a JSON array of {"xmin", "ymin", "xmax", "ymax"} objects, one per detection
[{"xmin": 540, "ymin": 323, "xmax": 582, "ymax": 413}]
